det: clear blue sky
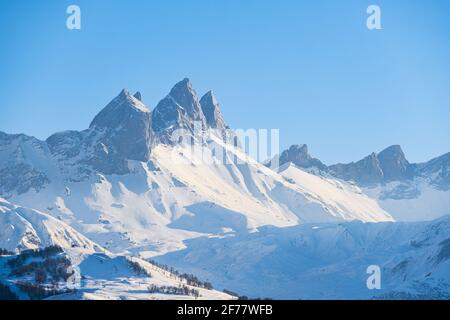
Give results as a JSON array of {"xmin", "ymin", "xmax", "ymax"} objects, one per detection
[{"xmin": 0, "ymin": 0, "xmax": 449, "ymax": 164}]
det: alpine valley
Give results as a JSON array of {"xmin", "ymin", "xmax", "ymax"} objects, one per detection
[{"xmin": 1, "ymin": 79, "xmax": 449, "ymax": 300}]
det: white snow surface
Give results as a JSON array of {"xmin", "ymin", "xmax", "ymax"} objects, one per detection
[
  {"xmin": 0, "ymin": 198, "xmax": 101, "ymax": 253},
  {"xmin": 1, "ymin": 84, "xmax": 448, "ymax": 300},
  {"xmin": 0, "ymin": 198, "xmax": 232, "ymax": 300},
  {"xmin": 154, "ymin": 215, "xmax": 450, "ymax": 299},
  {"xmin": 277, "ymin": 163, "xmax": 393, "ymax": 223},
  {"xmin": 47, "ymin": 254, "xmax": 232, "ymax": 300},
  {"xmin": 7, "ymin": 132, "xmax": 393, "ymax": 258},
  {"xmin": 363, "ymin": 180, "xmax": 450, "ymax": 222}
]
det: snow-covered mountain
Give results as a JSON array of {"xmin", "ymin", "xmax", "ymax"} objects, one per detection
[
  {"xmin": 0, "ymin": 199, "xmax": 232, "ymax": 300},
  {"xmin": 0, "ymin": 198, "xmax": 101, "ymax": 254},
  {"xmin": 0, "ymin": 79, "xmax": 393, "ymax": 259},
  {"xmin": 154, "ymin": 215, "xmax": 450, "ymax": 299},
  {"xmin": 1, "ymin": 78, "xmax": 448, "ymax": 300},
  {"xmin": 277, "ymin": 163, "xmax": 390, "ymax": 222},
  {"xmin": 274, "ymin": 144, "xmax": 450, "ymax": 221}
]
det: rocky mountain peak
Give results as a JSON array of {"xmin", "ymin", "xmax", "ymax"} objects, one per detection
[
  {"xmin": 329, "ymin": 147, "xmax": 412, "ymax": 185},
  {"xmin": 199, "ymin": 90, "xmax": 227, "ymax": 131},
  {"xmin": 331, "ymin": 152, "xmax": 383, "ymax": 185},
  {"xmin": 133, "ymin": 91, "xmax": 142, "ymax": 101},
  {"xmin": 89, "ymin": 89, "xmax": 149, "ymax": 130},
  {"xmin": 377, "ymin": 145, "xmax": 411, "ymax": 181},
  {"xmin": 276, "ymin": 144, "xmax": 328, "ymax": 171},
  {"xmin": 167, "ymin": 78, "xmax": 204, "ymax": 120},
  {"xmin": 85, "ymin": 89, "xmax": 153, "ymax": 168},
  {"xmin": 151, "ymin": 78, "xmax": 207, "ymax": 143}
]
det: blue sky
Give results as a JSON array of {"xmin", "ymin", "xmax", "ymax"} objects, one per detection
[{"xmin": 0, "ymin": 0, "xmax": 449, "ymax": 164}]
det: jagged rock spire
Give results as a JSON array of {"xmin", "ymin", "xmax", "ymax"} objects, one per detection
[
  {"xmin": 151, "ymin": 78, "xmax": 207, "ymax": 143},
  {"xmin": 277, "ymin": 144, "xmax": 327, "ymax": 171},
  {"xmin": 90, "ymin": 89, "xmax": 149, "ymax": 129},
  {"xmin": 199, "ymin": 90, "xmax": 227, "ymax": 131},
  {"xmin": 133, "ymin": 91, "xmax": 142, "ymax": 101},
  {"xmin": 377, "ymin": 145, "xmax": 410, "ymax": 181},
  {"xmin": 88, "ymin": 89, "xmax": 153, "ymax": 165}
]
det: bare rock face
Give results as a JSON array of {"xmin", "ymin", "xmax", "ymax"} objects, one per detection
[
  {"xmin": 274, "ymin": 144, "xmax": 438, "ymax": 189},
  {"xmin": 418, "ymin": 152, "xmax": 450, "ymax": 190},
  {"xmin": 46, "ymin": 89, "xmax": 154, "ymax": 176},
  {"xmin": 89, "ymin": 89, "xmax": 153, "ymax": 163},
  {"xmin": 199, "ymin": 91, "xmax": 227, "ymax": 131},
  {"xmin": 133, "ymin": 91, "xmax": 142, "ymax": 101},
  {"xmin": 152, "ymin": 78, "xmax": 207, "ymax": 144},
  {"xmin": 276, "ymin": 144, "xmax": 328, "ymax": 172},
  {"xmin": 330, "ymin": 152, "xmax": 385, "ymax": 185},
  {"xmin": 0, "ymin": 132, "xmax": 51, "ymax": 195},
  {"xmin": 329, "ymin": 145, "xmax": 416, "ymax": 186},
  {"xmin": 377, "ymin": 145, "xmax": 411, "ymax": 181}
]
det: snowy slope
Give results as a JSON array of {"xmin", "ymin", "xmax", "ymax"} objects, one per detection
[
  {"xmin": 277, "ymin": 163, "xmax": 393, "ymax": 223},
  {"xmin": 0, "ymin": 198, "xmax": 101, "ymax": 253},
  {"xmin": 1, "ymin": 79, "xmax": 449, "ymax": 300},
  {"xmin": 45, "ymin": 253, "xmax": 233, "ymax": 300},
  {"xmin": 5, "ymin": 129, "xmax": 394, "ymax": 259},
  {"xmin": 0, "ymin": 199, "xmax": 232, "ymax": 300},
  {"xmin": 0, "ymin": 80, "xmax": 395, "ymax": 258},
  {"xmin": 154, "ymin": 216, "xmax": 450, "ymax": 299},
  {"xmin": 275, "ymin": 144, "xmax": 450, "ymax": 222}
]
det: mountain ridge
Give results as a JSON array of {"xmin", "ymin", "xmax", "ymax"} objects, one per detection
[
  {"xmin": 0, "ymin": 79, "xmax": 395, "ymax": 261},
  {"xmin": 274, "ymin": 143, "xmax": 449, "ymax": 189},
  {"xmin": 1, "ymin": 78, "xmax": 449, "ymax": 300}
]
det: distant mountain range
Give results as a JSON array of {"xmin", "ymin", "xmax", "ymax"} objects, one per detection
[
  {"xmin": 269, "ymin": 143, "xmax": 450, "ymax": 221},
  {"xmin": 272, "ymin": 144, "xmax": 450, "ymax": 189}
]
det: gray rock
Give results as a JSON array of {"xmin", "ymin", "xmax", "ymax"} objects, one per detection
[
  {"xmin": 330, "ymin": 152, "xmax": 384, "ymax": 185},
  {"xmin": 46, "ymin": 89, "xmax": 154, "ymax": 176},
  {"xmin": 152, "ymin": 78, "xmax": 206, "ymax": 144},
  {"xmin": 133, "ymin": 91, "xmax": 142, "ymax": 101},
  {"xmin": 418, "ymin": 152, "xmax": 450, "ymax": 190},
  {"xmin": 377, "ymin": 145, "xmax": 412, "ymax": 181},
  {"xmin": 277, "ymin": 143, "xmax": 449, "ymax": 191},
  {"xmin": 199, "ymin": 91, "xmax": 227, "ymax": 131},
  {"xmin": 0, "ymin": 132, "xmax": 51, "ymax": 195},
  {"xmin": 46, "ymin": 130, "xmax": 84, "ymax": 159},
  {"xmin": 89, "ymin": 89, "xmax": 153, "ymax": 163},
  {"xmin": 328, "ymin": 145, "xmax": 417, "ymax": 186},
  {"xmin": 274, "ymin": 144, "xmax": 328, "ymax": 172}
]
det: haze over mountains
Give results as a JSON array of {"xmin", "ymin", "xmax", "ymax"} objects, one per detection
[{"xmin": 1, "ymin": 78, "xmax": 449, "ymax": 299}]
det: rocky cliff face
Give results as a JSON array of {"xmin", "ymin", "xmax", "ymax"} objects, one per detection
[
  {"xmin": 89, "ymin": 89, "xmax": 153, "ymax": 163},
  {"xmin": 417, "ymin": 152, "xmax": 450, "ymax": 190},
  {"xmin": 199, "ymin": 91, "xmax": 227, "ymax": 131},
  {"xmin": 0, "ymin": 132, "xmax": 52, "ymax": 195},
  {"xmin": 330, "ymin": 152, "xmax": 385, "ymax": 185},
  {"xmin": 152, "ymin": 78, "xmax": 207, "ymax": 144},
  {"xmin": 275, "ymin": 144, "xmax": 328, "ymax": 172}
]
